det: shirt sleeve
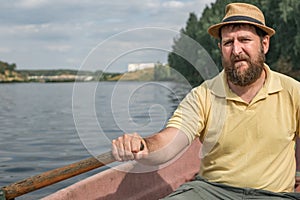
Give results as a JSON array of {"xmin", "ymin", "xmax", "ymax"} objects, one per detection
[
  {"xmin": 166, "ymin": 86, "xmax": 207, "ymax": 144},
  {"xmin": 295, "ymin": 82, "xmax": 300, "ymax": 138},
  {"xmin": 298, "ymin": 108, "xmax": 300, "ymax": 138},
  {"xmin": 295, "ymin": 81, "xmax": 300, "ymax": 180},
  {"xmin": 296, "ymin": 138, "xmax": 300, "ymax": 172}
]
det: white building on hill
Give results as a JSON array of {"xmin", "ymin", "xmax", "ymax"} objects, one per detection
[{"xmin": 127, "ymin": 63, "xmax": 155, "ymax": 72}]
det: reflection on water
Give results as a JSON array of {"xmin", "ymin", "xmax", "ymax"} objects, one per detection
[{"xmin": 0, "ymin": 81, "xmax": 190, "ymax": 199}]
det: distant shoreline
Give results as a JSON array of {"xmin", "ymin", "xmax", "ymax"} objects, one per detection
[{"xmin": 0, "ymin": 67, "xmax": 176, "ymax": 83}]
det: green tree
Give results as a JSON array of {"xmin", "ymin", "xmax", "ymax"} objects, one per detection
[
  {"xmin": 168, "ymin": 13, "xmax": 203, "ymax": 86},
  {"xmin": 0, "ymin": 61, "xmax": 17, "ymax": 74},
  {"xmin": 154, "ymin": 62, "xmax": 172, "ymax": 81},
  {"xmin": 168, "ymin": 0, "xmax": 300, "ymax": 84}
]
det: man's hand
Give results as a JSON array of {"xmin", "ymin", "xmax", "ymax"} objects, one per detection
[
  {"xmin": 111, "ymin": 128, "xmax": 189, "ymax": 165},
  {"xmin": 112, "ymin": 132, "xmax": 148, "ymax": 161}
]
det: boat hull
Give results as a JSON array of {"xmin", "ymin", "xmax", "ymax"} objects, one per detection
[
  {"xmin": 43, "ymin": 140, "xmax": 201, "ymax": 200},
  {"xmin": 43, "ymin": 139, "xmax": 300, "ymax": 200}
]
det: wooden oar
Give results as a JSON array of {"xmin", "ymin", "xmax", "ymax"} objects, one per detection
[{"xmin": 0, "ymin": 151, "xmax": 115, "ymax": 200}]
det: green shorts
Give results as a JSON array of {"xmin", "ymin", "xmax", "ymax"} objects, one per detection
[{"xmin": 161, "ymin": 176, "xmax": 300, "ymax": 200}]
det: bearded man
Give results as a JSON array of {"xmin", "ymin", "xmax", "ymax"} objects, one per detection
[{"xmin": 112, "ymin": 3, "xmax": 300, "ymax": 199}]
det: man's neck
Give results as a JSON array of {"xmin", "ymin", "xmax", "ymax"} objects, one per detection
[{"xmin": 228, "ymin": 69, "xmax": 266, "ymax": 104}]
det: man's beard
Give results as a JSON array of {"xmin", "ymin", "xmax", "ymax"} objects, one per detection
[{"xmin": 222, "ymin": 47, "xmax": 265, "ymax": 86}]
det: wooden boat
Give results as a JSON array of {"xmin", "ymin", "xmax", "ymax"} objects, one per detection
[
  {"xmin": 42, "ymin": 140, "xmax": 201, "ymax": 200},
  {"xmin": 42, "ymin": 139, "xmax": 300, "ymax": 200}
]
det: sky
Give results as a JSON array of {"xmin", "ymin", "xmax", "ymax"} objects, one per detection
[{"xmin": 1, "ymin": 0, "xmax": 216, "ymax": 73}]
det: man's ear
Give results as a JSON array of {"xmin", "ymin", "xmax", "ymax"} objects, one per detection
[
  {"xmin": 218, "ymin": 42, "xmax": 221, "ymax": 50},
  {"xmin": 262, "ymin": 35, "xmax": 270, "ymax": 54}
]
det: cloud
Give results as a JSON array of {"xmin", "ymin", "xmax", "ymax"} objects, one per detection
[
  {"xmin": 162, "ymin": 1, "xmax": 185, "ymax": 8},
  {"xmin": 0, "ymin": 0, "xmax": 216, "ymax": 71},
  {"xmin": 0, "ymin": 48, "xmax": 12, "ymax": 54},
  {"xmin": 17, "ymin": 0, "xmax": 50, "ymax": 9},
  {"xmin": 46, "ymin": 44, "xmax": 72, "ymax": 52}
]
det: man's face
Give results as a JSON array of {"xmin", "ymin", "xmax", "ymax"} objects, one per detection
[{"xmin": 219, "ymin": 24, "xmax": 270, "ymax": 86}]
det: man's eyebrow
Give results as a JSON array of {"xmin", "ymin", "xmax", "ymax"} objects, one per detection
[
  {"xmin": 238, "ymin": 34, "xmax": 252, "ymax": 39},
  {"xmin": 221, "ymin": 38, "xmax": 233, "ymax": 44}
]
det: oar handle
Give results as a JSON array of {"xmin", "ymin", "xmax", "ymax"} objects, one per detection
[{"xmin": 0, "ymin": 151, "xmax": 115, "ymax": 200}]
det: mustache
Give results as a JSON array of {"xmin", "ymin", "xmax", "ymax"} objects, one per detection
[{"xmin": 231, "ymin": 54, "xmax": 250, "ymax": 62}]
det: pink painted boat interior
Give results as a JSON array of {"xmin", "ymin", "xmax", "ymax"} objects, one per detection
[
  {"xmin": 43, "ymin": 140, "xmax": 201, "ymax": 200},
  {"xmin": 43, "ymin": 138, "xmax": 300, "ymax": 200}
]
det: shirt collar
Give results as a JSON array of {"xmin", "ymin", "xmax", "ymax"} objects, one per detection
[
  {"xmin": 263, "ymin": 64, "xmax": 283, "ymax": 94},
  {"xmin": 205, "ymin": 63, "xmax": 283, "ymax": 98}
]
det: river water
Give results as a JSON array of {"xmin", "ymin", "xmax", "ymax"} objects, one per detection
[{"xmin": 0, "ymin": 81, "xmax": 190, "ymax": 199}]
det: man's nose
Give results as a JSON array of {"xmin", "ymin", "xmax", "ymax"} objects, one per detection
[{"xmin": 232, "ymin": 41, "xmax": 243, "ymax": 55}]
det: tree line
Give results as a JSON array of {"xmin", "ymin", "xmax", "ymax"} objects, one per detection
[
  {"xmin": 0, "ymin": 61, "xmax": 16, "ymax": 74},
  {"xmin": 168, "ymin": 0, "xmax": 300, "ymax": 86}
]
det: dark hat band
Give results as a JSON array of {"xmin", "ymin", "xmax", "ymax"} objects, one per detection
[{"xmin": 223, "ymin": 15, "xmax": 264, "ymax": 25}]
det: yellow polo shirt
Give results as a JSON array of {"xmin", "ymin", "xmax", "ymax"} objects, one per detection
[{"xmin": 167, "ymin": 64, "xmax": 300, "ymax": 192}]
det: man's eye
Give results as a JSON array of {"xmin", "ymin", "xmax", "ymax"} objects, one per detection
[
  {"xmin": 242, "ymin": 38, "xmax": 251, "ymax": 42},
  {"xmin": 223, "ymin": 41, "xmax": 232, "ymax": 46}
]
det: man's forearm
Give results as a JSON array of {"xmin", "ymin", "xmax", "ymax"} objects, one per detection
[{"xmin": 138, "ymin": 128, "xmax": 189, "ymax": 165}]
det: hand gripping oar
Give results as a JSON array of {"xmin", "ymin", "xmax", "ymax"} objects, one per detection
[
  {"xmin": 0, "ymin": 151, "xmax": 115, "ymax": 200},
  {"xmin": 0, "ymin": 142, "xmax": 145, "ymax": 200}
]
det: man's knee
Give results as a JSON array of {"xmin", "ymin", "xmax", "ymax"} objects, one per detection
[
  {"xmin": 160, "ymin": 183, "xmax": 200, "ymax": 200},
  {"xmin": 161, "ymin": 179, "xmax": 228, "ymax": 200}
]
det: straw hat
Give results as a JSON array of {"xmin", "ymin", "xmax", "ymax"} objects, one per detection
[{"xmin": 208, "ymin": 3, "xmax": 275, "ymax": 39}]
